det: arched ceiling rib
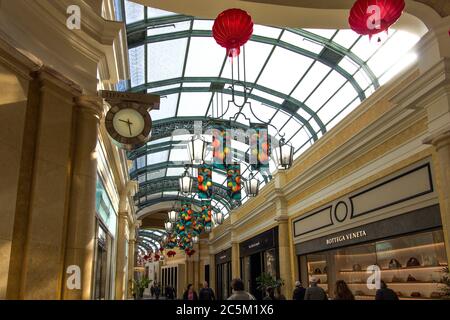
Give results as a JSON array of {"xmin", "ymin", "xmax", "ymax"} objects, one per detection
[{"xmin": 125, "ymin": 1, "xmax": 425, "ymax": 218}]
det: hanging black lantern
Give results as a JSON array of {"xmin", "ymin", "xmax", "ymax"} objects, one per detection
[
  {"xmin": 179, "ymin": 167, "xmax": 193, "ymax": 194},
  {"xmin": 244, "ymin": 172, "xmax": 260, "ymax": 197},
  {"xmin": 188, "ymin": 134, "xmax": 207, "ymax": 165},
  {"xmin": 274, "ymin": 137, "xmax": 294, "ymax": 170}
]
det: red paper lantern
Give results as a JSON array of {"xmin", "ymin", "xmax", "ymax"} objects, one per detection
[
  {"xmin": 212, "ymin": 8, "xmax": 254, "ymax": 57},
  {"xmin": 349, "ymin": 0, "xmax": 405, "ymax": 41}
]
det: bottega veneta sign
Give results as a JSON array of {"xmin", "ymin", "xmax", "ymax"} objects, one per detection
[{"xmin": 326, "ymin": 230, "xmax": 367, "ymax": 245}]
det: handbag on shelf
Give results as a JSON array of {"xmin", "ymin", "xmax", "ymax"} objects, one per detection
[
  {"xmin": 410, "ymin": 292, "xmax": 421, "ymax": 298},
  {"xmin": 352, "ymin": 264, "xmax": 362, "ymax": 272},
  {"xmin": 391, "ymin": 275, "xmax": 403, "ymax": 283},
  {"xmin": 430, "ymin": 292, "xmax": 442, "ymax": 299},
  {"xmin": 406, "ymin": 257, "xmax": 421, "ymax": 267},
  {"xmin": 314, "ymin": 268, "xmax": 322, "ymax": 275},
  {"xmin": 406, "ymin": 274, "xmax": 417, "ymax": 282},
  {"xmin": 323, "ymin": 266, "xmax": 328, "ymax": 274},
  {"xmin": 388, "ymin": 259, "xmax": 402, "ymax": 269}
]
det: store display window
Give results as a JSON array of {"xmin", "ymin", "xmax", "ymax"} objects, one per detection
[{"xmin": 305, "ymin": 229, "xmax": 448, "ymax": 300}]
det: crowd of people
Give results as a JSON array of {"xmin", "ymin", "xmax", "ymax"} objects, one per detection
[{"xmin": 150, "ymin": 277, "xmax": 399, "ymax": 301}]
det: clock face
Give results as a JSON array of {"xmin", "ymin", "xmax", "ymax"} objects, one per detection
[
  {"xmin": 105, "ymin": 102, "xmax": 152, "ymax": 150},
  {"xmin": 112, "ymin": 108, "xmax": 146, "ymax": 138}
]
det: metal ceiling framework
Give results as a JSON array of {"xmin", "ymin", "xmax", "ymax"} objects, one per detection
[{"xmin": 124, "ymin": 3, "xmax": 398, "ymax": 218}]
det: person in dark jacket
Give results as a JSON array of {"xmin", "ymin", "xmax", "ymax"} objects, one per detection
[
  {"xmin": 375, "ymin": 281, "xmax": 399, "ymax": 300},
  {"xmin": 334, "ymin": 280, "xmax": 355, "ymax": 300},
  {"xmin": 304, "ymin": 277, "xmax": 328, "ymax": 300},
  {"xmin": 199, "ymin": 281, "xmax": 215, "ymax": 301},
  {"xmin": 292, "ymin": 281, "xmax": 306, "ymax": 300},
  {"xmin": 154, "ymin": 283, "xmax": 161, "ymax": 300},
  {"xmin": 165, "ymin": 285, "xmax": 176, "ymax": 300},
  {"xmin": 183, "ymin": 284, "xmax": 198, "ymax": 301}
]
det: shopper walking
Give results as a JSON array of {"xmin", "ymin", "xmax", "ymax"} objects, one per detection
[
  {"xmin": 199, "ymin": 281, "xmax": 216, "ymax": 301},
  {"xmin": 154, "ymin": 283, "xmax": 161, "ymax": 300},
  {"xmin": 150, "ymin": 285, "xmax": 155, "ymax": 298},
  {"xmin": 228, "ymin": 278, "xmax": 255, "ymax": 300},
  {"xmin": 165, "ymin": 285, "xmax": 176, "ymax": 300},
  {"xmin": 304, "ymin": 277, "xmax": 328, "ymax": 300},
  {"xmin": 275, "ymin": 287, "xmax": 286, "ymax": 300},
  {"xmin": 375, "ymin": 280, "xmax": 399, "ymax": 300},
  {"xmin": 292, "ymin": 281, "xmax": 306, "ymax": 300},
  {"xmin": 334, "ymin": 280, "xmax": 355, "ymax": 300},
  {"xmin": 183, "ymin": 284, "xmax": 199, "ymax": 301}
]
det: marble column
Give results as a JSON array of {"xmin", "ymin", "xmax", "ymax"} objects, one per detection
[
  {"xmin": 426, "ymin": 131, "xmax": 450, "ymax": 266},
  {"xmin": 114, "ymin": 211, "xmax": 129, "ymax": 300},
  {"xmin": 62, "ymin": 95, "xmax": 103, "ymax": 300},
  {"xmin": 231, "ymin": 241, "xmax": 240, "ymax": 279},
  {"xmin": 277, "ymin": 216, "xmax": 293, "ymax": 299},
  {"xmin": 209, "ymin": 253, "xmax": 216, "ymax": 293},
  {"xmin": 6, "ymin": 68, "xmax": 82, "ymax": 300},
  {"xmin": 127, "ymin": 238, "xmax": 136, "ymax": 299}
]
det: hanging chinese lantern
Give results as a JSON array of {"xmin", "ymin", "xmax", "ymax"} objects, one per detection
[
  {"xmin": 349, "ymin": 0, "xmax": 405, "ymax": 41},
  {"xmin": 212, "ymin": 8, "xmax": 254, "ymax": 57}
]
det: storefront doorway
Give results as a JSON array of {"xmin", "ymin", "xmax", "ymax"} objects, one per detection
[
  {"xmin": 240, "ymin": 227, "xmax": 279, "ymax": 300},
  {"xmin": 215, "ymin": 248, "xmax": 232, "ymax": 300}
]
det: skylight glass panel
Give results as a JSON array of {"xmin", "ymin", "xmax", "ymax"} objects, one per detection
[
  {"xmin": 147, "ymin": 150, "xmax": 169, "ymax": 165},
  {"xmin": 281, "ymin": 31, "xmax": 324, "ymax": 54},
  {"xmin": 351, "ymin": 36, "xmax": 384, "ymax": 61},
  {"xmin": 185, "ymin": 37, "xmax": 226, "ymax": 77},
  {"xmin": 365, "ymin": 85, "xmax": 375, "ymax": 97},
  {"xmin": 212, "ymin": 172, "xmax": 226, "ymax": 185},
  {"xmin": 222, "ymin": 41, "xmax": 273, "ymax": 83},
  {"xmin": 177, "ymin": 92, "xmax": 212, "ymax": 116},
  {"xmin": 269, "ymin": 110, "xmax": 290, "ymax": 133},
  {"xmin": 129, "ymin": 45, "xmax": 145, "ymax": 87},
  {"xmin": 149, "ymin": 93, "xmax": 179, "ymax": 121},
  {"xmin": 251, "ymin": 89, "xmax": 284, "ymax": 104},
  {"xmin": 125, "ymin": 0, "xmax": 144, "ymax": 24},
  {"xmin": 147, "ymin": 169, "xmax": 166, "ymax": 180},
  {"xmin": 147, "ymin": 7, "xmax": 176, "ymax": 18},
  {"xmin": 353, "ymin": 69, "xmax": 372, "ymax": 91},
  {"xmin": 147, "ymin": 21, "xmax": 191, "ymax": 37},
  {"xmin": 182, "ymin": 82, "xmax": 212, "ymax": 87},
  {"xmin": 338, "ymin": 57, "xmax": 359, "ymax": 75},
  {"xmin": 279, "ymin": 117, "xmax": 302, "ymax": 141},
  {"xmin": 166, "ymin": 167, "xmax": 185, "ymax": 176},
  {"xmin": 303, "ymin": 29, "xmax": 337, "ymax": 39},
  {"xmin": 169, "ymin": 147, "xmax": 189, "ymax": 162},
  {"xmin": 257, "ymin": 47, "xmax": 314, "ymax": 95},
  {"xmin": 291, "ymin": 62, "xmax": 331, "ymax": 102},
  {"xmin": 378, "ymin": 52, "xmax": 417, "ymax": 86},
  {"xmin": 147, "ymin": 38, "xmax": 187, "ymax": 82},
  {"xmin": 245, "ymin": 99, "xmax": 277, "ymax": 123},
  {"xmin": 137, "ymin": 156, "xmax": 146, "ymax": 169},
  {"xmin": 147, "ymin": 193, "xmax": 162, "ymax": 201},
  {"xmin": 193, "ymin": 19, "xmax": 214, "ymax": 30},
  {"xmin": 253, "ymin": 25, "xmax": 282, "ymax": 38},
  {"xmin": 288, "ymin": 129, "xmax": 310, "ymax": 149},
  {"xmin": 367, "ymin": 30, "xmax": 420, "ymax": 78},
  {"xmin": 332, "ymin": 30, "xmax": 360, "ymax": 49},
  {"xmin": 317, "ymin": 82, "xmax": 359, "ymax": 124},
  {"xmin": 326, "ymin": 98, "xmax": 361, "ymax": 130},
  {"xmin": 304, "ymin": 71, "xmax": 347, "ymax": 111}
]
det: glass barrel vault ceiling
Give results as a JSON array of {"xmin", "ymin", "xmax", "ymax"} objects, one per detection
[
  {"xmin": 138, "ymin": 229, "xmax": 165, "ymax": 254},
  {"xmin": 124, "ymin": 1, "xmax": 421, "ymax": 218}
]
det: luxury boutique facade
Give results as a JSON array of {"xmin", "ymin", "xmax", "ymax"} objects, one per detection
[{"xmin": 0, "ymin": 0, "xmax": 449, "ymax": 301}]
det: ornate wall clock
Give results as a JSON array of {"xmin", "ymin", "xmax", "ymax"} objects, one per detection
[{"xmin": 104, "ymin": 102, "xmax": 152, "ymax": 150}]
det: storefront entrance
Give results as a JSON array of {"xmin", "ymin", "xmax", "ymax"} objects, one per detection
[
  {"xmin": 240, "ymin": 227, "xmax": 279, "ymax": 300},
  {"xmin": 215, "ymin": 248, "xmax": 232, "ymax": 300}
]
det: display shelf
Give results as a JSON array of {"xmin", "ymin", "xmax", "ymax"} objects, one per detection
[{"xmin": 339, "ymin": 265, "xmax": 447, "ymax": 273}]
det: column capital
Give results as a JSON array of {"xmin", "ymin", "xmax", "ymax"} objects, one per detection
[
  {"xmin": 275, "ymin": 215, "xmax": 289, "ymax": 223},
  {"xmin": 424, "ymin": 129, "xmax": 450, "ymax": 150},
  {"xmin": 74, "ymin": 95, "xmax": 104, "ymax": 120}
]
